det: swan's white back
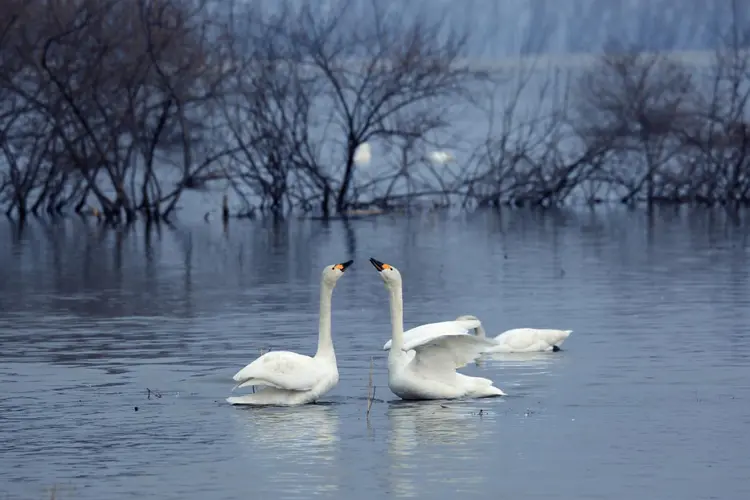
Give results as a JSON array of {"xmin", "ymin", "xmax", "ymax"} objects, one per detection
[
  {"xmin": 231, "ymin": 351, "xmax": 326, "ymax": 391},
  {"xmin": 455, "ymin": 314, "xmax": 573, "ymax": 353},
  {"xmin": 490, "ymin": 328, "xmax": 572, "ymax": 353}
]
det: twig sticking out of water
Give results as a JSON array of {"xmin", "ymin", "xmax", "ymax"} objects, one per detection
[
  {"xmin": 146, "ymin": 388, "xmax": 162, "ymax": 400},
  {"xmin": 366, "ymin": 356, "xmax": 375, "ymax": 419}
]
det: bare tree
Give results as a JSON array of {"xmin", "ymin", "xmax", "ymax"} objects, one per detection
[
  {"xmin": 220, "ymin": 3, "xmax": 325, "ymax": 217},
  {"xmin": 137, "ymin": 0, "xmax": 236, "ymax": 219},
  {"xmin": 5, "ymin": 0, "xmax": 748, "ymax": 222},
  {"xmin": 289, "ymin": 0, "xmax": 478, "ymax": 214},
  {"xmin": 571, "ymin": 42, "xmax": 694, "ymax": 206},
  {"xmin": 0, "ymin": 0, "xmax": 232, "ymax": 221},
  {"xmin": 454, "ymin": 21, "xmax": 610, "ymax": 210},
  {"xmin": 676, "ymin": 0, "xmax": 750, "ymax": 206}
]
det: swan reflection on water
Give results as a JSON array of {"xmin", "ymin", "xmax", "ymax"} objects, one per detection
[
  {"xmin": 478, "ymin": 350, "xmax": 566, "ymax": 375},
  {"xmin": 387, "ymin": 401, "xmax": 484, "ymax": 450},
  {"xmin": 230, "ymin": 404, "xmax": 340, "ymax": 497},
  {"xmin": 387, "ymin": 401, "xmax": 493, "ymax": 497}
]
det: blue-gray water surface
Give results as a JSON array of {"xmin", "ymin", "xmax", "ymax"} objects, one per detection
[{"xmin": 1, "ymin": 207, "xmax": 749, "ymax": 500}]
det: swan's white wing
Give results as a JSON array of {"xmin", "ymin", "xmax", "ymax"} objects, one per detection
[
  {"xmin": 231, "ymin": 350, "xmax": 322, "ymax": 391},
  {"xmin": 382, "ymin": 318, "xmax": 482, "ymax": 350},
  {"xmin": 411, "ymin": 334, "xmax": 496, "ymax": 370}
]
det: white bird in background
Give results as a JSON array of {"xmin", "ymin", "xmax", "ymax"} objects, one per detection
[
  {"xmin": 426, "ymin": 150, "xmax": 454, "ymax": 165},
  {"xmin": 226, "ymin": 260, "xmax": 354, "ymax": 406},
  {"xmin": 370, "ymin": 258, "xmax": 506, "ymax": 400},
  {"xmin": 455, "ymin": 314, "xmax": 573, "ymax": 353},
  {"xmin": 354, "ymin": 142, "xmax": 371, "ymax": 166},
  {"xmin": 353, "ymin": 143, "xmax": 453, "ymax": 168}
]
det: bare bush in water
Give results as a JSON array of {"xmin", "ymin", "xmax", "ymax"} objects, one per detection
[
  {"xmin": 0, "ymin": 0, "xmax": 232, "ymax": 221},
  {"xmin": 1, "ymin": 0, "xmax": 749, "ymax": 222}
]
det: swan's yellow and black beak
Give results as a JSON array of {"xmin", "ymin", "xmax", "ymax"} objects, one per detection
[
  {"xmin": 369, "ymin": 258, "xmax": 392, "ymax": 272},
  {"xmin": 333, "ymin": 260, "xmax": 354, "ymax": 272}
]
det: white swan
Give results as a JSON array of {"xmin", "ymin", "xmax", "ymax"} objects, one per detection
[
  {"xmin": 426, "ymin": 150, "xmax": 455, "ymax": 165},
  {"xmin": 369, "ymin": 258, "xmax": 506, "ymax": 400},
  {"xmin": 455, "ymin": 314, "xmax": 572, "ymax": 353},
  {"xmin": 226, "ymin": 260, "xmax": 353, "ymax": 406}
]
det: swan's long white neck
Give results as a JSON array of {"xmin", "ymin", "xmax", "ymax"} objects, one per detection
[
  {"xmin": 315, "ymin": 281, "xmax": 335, "ymax": 358},
  {"xmin": 388, "ymin": 283, "xmax": 405, "ymax": 352}
]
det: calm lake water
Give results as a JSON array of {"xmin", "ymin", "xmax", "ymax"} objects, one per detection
[{"xmin": 1, "ymin": 207, "xmax": 749, "ymax": 500}]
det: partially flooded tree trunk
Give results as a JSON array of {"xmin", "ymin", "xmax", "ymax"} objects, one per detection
[
  {"xmin": 321, "ymin": 185, "xmax": 330, "ymax": 219},
  {"xmin": 336, "ymin": 151, "xmax": 356, "ymax": 214}
]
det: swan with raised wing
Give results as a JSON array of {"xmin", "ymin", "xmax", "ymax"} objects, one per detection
[
  {"xmin": 370, "ymin": 258, "xmax": 506, "ymax": 400},
  {"xmin": 381, "ymin": 317, "xmax": 484, "ymax": 353},
  {"xmin": 455, "ymin": 314, "xmax": 572, "ymax": 353},
  {"xmin": 226, "ymin": 260, "xmax": 353, "ymax": 406}
]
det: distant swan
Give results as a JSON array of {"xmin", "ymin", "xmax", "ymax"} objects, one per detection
[
  {"xmin": 370, "ymin": 258, "xmax": 505, "ymax": 400},
  {"xmin": 226, "ymin": 260, "xmax": 353, "ymax": 406},
  {"xmin": 455, "ymin": 314, "xmax": 572, "ymax": 353}
]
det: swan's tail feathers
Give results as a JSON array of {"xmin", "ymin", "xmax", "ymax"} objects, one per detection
[
  {"xmin": 467, "ymin": 376, "xmax": 507, "ymax": 398},
  {"xmin": 485, "ymin": 386, "xmax": 507, "ymax": 397},
  {"xmin": 554, "ymin": 329, "xmax": 573, "ymax": 349}
]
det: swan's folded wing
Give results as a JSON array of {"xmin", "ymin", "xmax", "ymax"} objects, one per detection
[
  {"xmin": 411, "ymin": 334, "xmax": 496, "ymax": 369},
  {"xmin": 231, "ymin": 351, "xmax": 322, "ymax": 391},
  {"xmin": 382, "ymin": 318, "xmax": 482, "ymax": 350}
]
